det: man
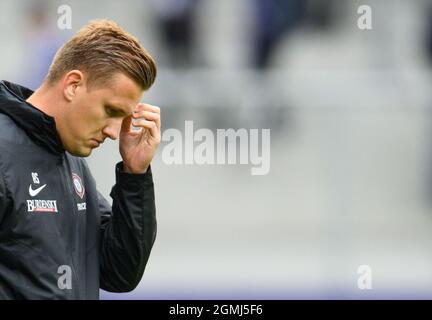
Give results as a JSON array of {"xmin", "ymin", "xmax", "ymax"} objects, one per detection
[{"xmin": 0, "ymin": 19, "xmax": 160, "ymax": 299}]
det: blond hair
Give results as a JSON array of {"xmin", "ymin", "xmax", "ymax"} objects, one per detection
[{"xmin": 46, "ymin": 19, "xmax": 156, "ymax": 90}]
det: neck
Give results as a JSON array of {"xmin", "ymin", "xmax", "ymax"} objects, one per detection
[{"xmin": 26, "ymin": 82, "xmax": 62, "ymax": 118}]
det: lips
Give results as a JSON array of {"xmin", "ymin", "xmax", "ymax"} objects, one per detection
[{"xmin": 89, "ymin": 139, "xmax": 102, "ymax": 147}]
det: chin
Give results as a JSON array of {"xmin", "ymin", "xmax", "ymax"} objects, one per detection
[
  {"xmin": 67, "ymin": 147, "xmax": 92, "ymax": 157},
  {"xmin": 79, "ymin": 149, "xmax": 93, "ymax": 157}
]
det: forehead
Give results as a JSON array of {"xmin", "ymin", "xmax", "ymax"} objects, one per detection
[{"xmin": 94, "ymin": 73, "xmax": 144, "ymax": 114}]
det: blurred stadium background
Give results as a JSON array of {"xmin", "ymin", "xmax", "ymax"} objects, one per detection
[{"xmin": 2, "ymin": 0, "xmax": 432, "ymax": 299}]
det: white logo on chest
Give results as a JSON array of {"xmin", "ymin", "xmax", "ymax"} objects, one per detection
[
  {"xmin": 28, "ymin": 184, "xmax": 47, "ymax": 197},
  {"xmin": 29, "ymin": 172, "xmax": 47, "ymax": 197},
  {"xmin": 27, "ymin": 172, "xmax": 58, "ymax": 213}
]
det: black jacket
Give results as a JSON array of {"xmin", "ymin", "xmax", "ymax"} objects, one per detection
[{"xmin": 0, "ymin": 80, "xmax": 157, "ymax": 299}]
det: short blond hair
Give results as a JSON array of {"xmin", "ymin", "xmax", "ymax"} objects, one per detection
[{"xmin": 46, "ymin": 19, "xmax": 156, "ymax": 90}]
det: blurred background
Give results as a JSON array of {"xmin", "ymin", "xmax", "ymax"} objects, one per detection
[{"xmin": 2, "ymin": 0, "xmax": 432, "ymax": 299}]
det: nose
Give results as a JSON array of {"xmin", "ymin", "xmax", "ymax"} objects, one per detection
[{"xmin": 102, "ymin": 120, "xmax": 122, "ymax": 140}]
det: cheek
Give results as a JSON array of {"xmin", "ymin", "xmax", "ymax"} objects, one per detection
[
  {"xmin": 84, "ymin": 106, "xmax": 106, "ymax": 126},
  {"xmin": 68, "ymin": 110, "xmax": 100, "ymax": 138}
]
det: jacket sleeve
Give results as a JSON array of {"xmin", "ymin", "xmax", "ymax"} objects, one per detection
[{"xmin": 98, "ymin": 162, "xmax": 157, "ymax": 292}]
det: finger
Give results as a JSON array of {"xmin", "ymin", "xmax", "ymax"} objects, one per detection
[
  {"xmin": 135, "ymin": 103, "xmax": 160, "ymax": 114},
  {"xmin": 133, "ymin": 111, "xmax": 160, "ymax": 129},
  {"xmin": 131, "ymin": 119, "xmax": 160, "ymax": 141}
]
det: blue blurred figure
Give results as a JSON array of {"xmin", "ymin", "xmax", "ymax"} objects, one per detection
[
  {"xmin": 150, "ymin": 0, "xmax": 200, "ymax": 67},
  {"xmin": 253, "ymin": 0, "xmax": 306, "ymax": 69},
  {"xmin": 21, "ymin": 2, "xmax": 66, "ymax": 90}
]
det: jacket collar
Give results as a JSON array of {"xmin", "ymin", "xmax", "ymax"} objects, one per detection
[{"xmin": 0, "ymin": 80, "xmax": 64, "ymax": 156}]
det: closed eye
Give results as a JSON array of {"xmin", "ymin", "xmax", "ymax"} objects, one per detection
[{"xmin": 105, "ymin": 105, "xmax": 124, "ymax": 118}]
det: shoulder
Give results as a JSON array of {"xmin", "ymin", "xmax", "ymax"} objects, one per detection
[
  {"xmin": 0, "ymin": 112, "xmax": 20, "ymax": 135},
  {"xmin": 0, "ymin": 113, "xmax": 31, "ymax": 148}
]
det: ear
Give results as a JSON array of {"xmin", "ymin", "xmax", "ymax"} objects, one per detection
[{"xmin": 62, "ymin": 70, "xmax": 85, "ymax": 102}]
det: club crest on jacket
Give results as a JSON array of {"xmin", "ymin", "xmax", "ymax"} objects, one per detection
[{"xmin": 72, "ymin": 173, "xmax": 85, "ymax": 199}]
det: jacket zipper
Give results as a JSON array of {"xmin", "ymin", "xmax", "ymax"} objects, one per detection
[{"xmin": 57, "ymin": 153, "xmax": 82, "ymax": 298}]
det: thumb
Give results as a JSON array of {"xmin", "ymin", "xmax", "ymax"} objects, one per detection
[{"xmin": 121, "ymin": 115, "xmax": 132, "ymax": 133}]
